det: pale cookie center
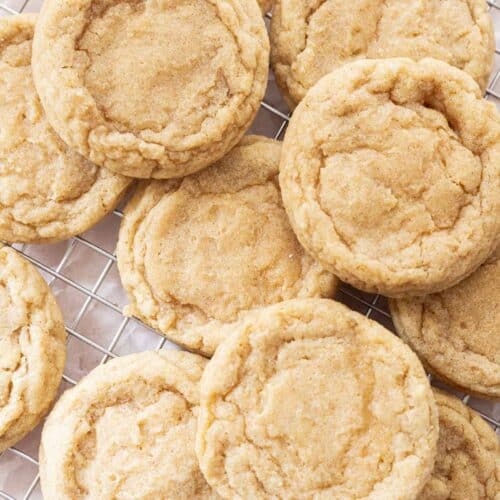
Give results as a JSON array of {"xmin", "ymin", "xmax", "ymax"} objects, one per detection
[
  {"xmin": 77, "ymin": 0, "xmax": 241, "ymax": 135},
  {"xmin": 316, "ymin": 101, "xmax": 481, "ymax": 265},
  {"xmin": 74, "ymin": 389, "xmax": 210, "ymax": 498},
  {"xmin": 423, "ymin": 261, "xmax": 500, "ymax": 363},
  {"xmin": 0, "ymin": 40, "xmax": 98, "ymax": 212},
  {"xmin": 144, "ymin": 185, "xmax": 306, "ymax": 323},
  {"xmin": 229, "ymin": 337, "xmax": 418, "ymax": 496},
  {"xmin": 294, "ymin": 0, "xmax": 381, "ymax": 91},
  {"xmin": 294, "ymin": 0, "xmax": 483, "ymax": 92}
]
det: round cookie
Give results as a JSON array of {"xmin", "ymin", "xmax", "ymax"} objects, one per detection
[
  {"xmin": 419, "ymin": 389, "xmax": 500, "ymax": 499},
  {"xmin": 0, "ymin": 15, "xmax": 131, "ymax": 243},
  {"xmin": 32, "ymin": 0, "xmax": 269, "ymax": 179},
  {"xmin": 390, "ymin": 246, "xmax": 500, "ymax": 399},
  {"xmin": 279, "ymin": 58, "xmax": 500, "ymax": 297},
  {"xmin": 117, "ymin": 136, "xmax": 337, "ymax": 355},
  {"xmin": 271, "ymin": 0, "xmax": 494, "ymax": 107},
  {"xmin": 0, "ymin": 245, "xmax": 66, "ymax": 452},
  {"xmin": 39, "ymin": 350, "xmax": 219, "ymax": 499},
  {"xmin": 196, "ymin": 298, "xmax": 438, "ymax": 499}
]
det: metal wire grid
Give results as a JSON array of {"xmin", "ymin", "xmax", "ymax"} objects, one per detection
[{"xmin": 0, "ymin": 1, "xmax": 498, "ymax": 498}]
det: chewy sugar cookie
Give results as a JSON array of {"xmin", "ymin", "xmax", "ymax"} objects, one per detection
[
  {"xmin": 39, "ymin": 350, "xmax": 219, "ymax": 499},
  {"xmin": 390, "ymin": 246, "xmax": 500, "ymax": 399},
  {"xmin": 117, "ymin": 136, "xmax": 337, "ymax": 355},
  {"xmin": 32, "ymin": 0, "xmax": 269, "ymax": 179},
  {"xmin": 280, "ymin": 58, "xmax": 500, "ymax": 297},
  {"xmin": 271, "ymin": 0, "xmax": 494, "ymax": 107},
  {"xmin": 196, "ymin": 298, "xmax": 438, "ymax": 499},
  {"xmin": 0, "ymin": 246, "xmax": 66, "ymax": 452},
  {"xmin": 0, "ymin": 15, "xmax": 131, "ymax": 243},
  {"xmin": 419, "ymin": 389, "xmax": 499, "ymax": 499}
]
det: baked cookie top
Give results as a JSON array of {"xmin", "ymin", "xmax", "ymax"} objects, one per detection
[
  {"xmin": 271, "ymin": 0, "xmax": 494, "ymax": 107},
  {"xmin": 0, "ymin": 15, "xmax": 131, "ymax": 243},
  {"xmin": 117, "ymin": 136, "xmax": 337, "ymax": 354},
  {"xmin": 196, "ymin": 298, "xmax": 438, "ymax": 499},
  {"xmin": 390, "ymin": 246, "xmax": 500, "ymax": 399},
  {"xmin": 279, "ymin": 58, "xmax": 500, "ymax": 297},
  {"xmin": 32, "ymin": 0, "xmax": 269, "ymax": 179},
  {"xmin": 419, "ymin": 389, "xmax": 499, "ymax": 499},
  {"xmin": 0, "ymin": 245, "xmax": 66, "ymax": 452},
  {"xmin": 39, "ymin": 350, "xmax": 219, "ymax": 499}
]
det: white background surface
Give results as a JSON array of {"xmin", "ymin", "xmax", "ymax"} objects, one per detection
[{"xmin": 0, "ymin": 1, "xmax": 499, "ymax": 498}]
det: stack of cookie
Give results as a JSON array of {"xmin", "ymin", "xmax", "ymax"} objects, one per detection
[{"xmin": 0, "ymin": 0, "xmax": 499, "ymax": 498}]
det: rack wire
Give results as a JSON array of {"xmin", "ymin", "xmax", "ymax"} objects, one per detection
[{"xmin": 0, "ymin": 1, "xmax": 499, "ymax": 498}]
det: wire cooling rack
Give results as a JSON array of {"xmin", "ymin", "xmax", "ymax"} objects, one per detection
[{"xmin": 0, "ymin": 1, "xmax": 499, "ymax": 498}]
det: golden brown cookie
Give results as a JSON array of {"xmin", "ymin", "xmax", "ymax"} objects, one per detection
[
  {"xmin": 0, "ymin": 14, "xmax": 131, "ymax": 243},
  {"xmin": 390, "ymin": 246, "xmax": 500, "ymax": 399},
  {"xmin": 271, "ymin": 0, "xmax": 494, "ymax": 107},
  {"xmin": 258, "ymin": 0, "xmax": 272, "ymax": 13},
  {"xmin": 117, "ymin": 136, "xmax": 337, "ymax": 355},
  {"xmin": 39, "ymin": 350, "xmax": 219, "ymax": 499},
  {"xmin": 419, "ymin": 389, "xmax": 500, "ymax": 500},
  {"xmin": 196, "ymin": 298, "xmax": 438, "ymax": 499},
  {"xmin": 32, "ymin": 0, "xmax": 269, "ymax": 179},
  {"xmin": 279, "ymin": 58, "xmax": 500, "ymax": 298},
  {"xmin": 0, "ymin": 245, "xmax": 66, "ymax": 452}
]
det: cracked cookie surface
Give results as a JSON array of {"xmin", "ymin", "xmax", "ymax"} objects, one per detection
[
  {"xmin": 390, "ymin": 246, "xmax": 500, "ymax": 399},
  {"xmin": 279, "ymin": 58, "xmax": 500, "ymax": 297},
  {"xmin": 39, "ymin": 350, "xmax": 219, "ymax": 499},
  {"xmin": 32, "ymin": 0, "xmax": 269, "ymax": 179},
  {"xmin": 0, "ymin": 15, "xmax": 131, "ymax": 243},
  {"xmin": 0, "ymin": 245, "xmax": 66, "ymax": 452},
  {"xmin": 419, "ymin": 389, "xmax": 499, "ymax": 499},
  {"xmin": 196, "ymin": 298, "xmax": 438, "ymax": 499},
  {"xmin": 117, "ymin": 136, "xmax": 337, "ymax": 355},
  {"xmin": 257, "ymin": 0, "xmax": 272, "ymax": 13},
  {"xmin": 271, "ymin": 0, "xmax": 494, "ymax": 107}
]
